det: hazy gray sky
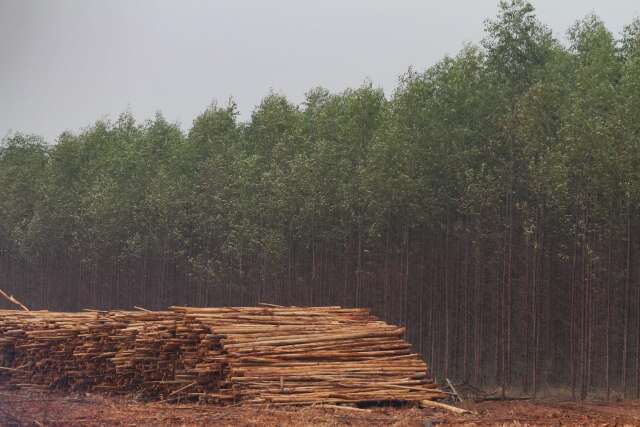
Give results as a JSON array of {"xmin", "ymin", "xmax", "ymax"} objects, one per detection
[{"xmin": 2, "ymin": 0, "xmax": 639, "ymax": 142}]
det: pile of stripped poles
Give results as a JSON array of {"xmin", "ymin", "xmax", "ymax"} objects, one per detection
[{"xmin": 0, "ymin": 296, "xmax": 448, "ymax": 407}]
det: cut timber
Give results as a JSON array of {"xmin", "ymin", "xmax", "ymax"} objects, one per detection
[
  {"xmin": 446, "ymin": 378, "xmax": 463, "ymax": 402},
  {"xmin": 0, "ymin": 288, "xmax": 29, "ymax": 311},
  {"xmin": 420, "ymin": 400, "xmax": 473, "ymax": 415},
  {"xmin": 316, "ymin": 404, "xmax": 372, "ymax": 413},
  {"xmin": 0, "ymin": 305, "xmax": 445, "ymax": 406}
]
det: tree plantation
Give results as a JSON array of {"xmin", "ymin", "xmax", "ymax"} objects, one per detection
[{"xmin": 1, "ymin": 1, "xmax": 640, "ymax": 399}]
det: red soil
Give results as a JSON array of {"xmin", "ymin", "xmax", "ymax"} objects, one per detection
[{"xmin": 1, "ymin": 389, "xmax": 639, "ymax": 426}]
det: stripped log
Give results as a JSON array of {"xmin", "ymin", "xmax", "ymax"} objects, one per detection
[{"xmin": 0, "ymin": 289, "xmax": 29, "ymax": 311}]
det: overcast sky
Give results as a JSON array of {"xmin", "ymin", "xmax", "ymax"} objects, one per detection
[{"xmin": 2, "ymin": 0, "xmax": 639, "ymax": 142}]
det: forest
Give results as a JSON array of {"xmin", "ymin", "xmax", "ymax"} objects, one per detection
[{"xmin": 1, "ymin": 1, "xmax": 640, "ymax": 399}]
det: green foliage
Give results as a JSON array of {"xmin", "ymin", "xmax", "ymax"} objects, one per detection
[
  {"xmin": 2, "ymin": 1, "xmax": 637, "ymax": 283},
  {"xmin": 483, "ymin": 0, "xmax": 555, "ymax": 92},
  {"xmin": 0, "ymin": 133, "xmax": 48, "ymax": 249}
]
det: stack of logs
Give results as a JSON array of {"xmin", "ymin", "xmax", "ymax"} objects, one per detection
[{"xmin": 0, "ymin": 306, "xmax": 446, "ymax": 405}]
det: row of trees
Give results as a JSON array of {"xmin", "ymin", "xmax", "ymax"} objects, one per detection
[{"xmin": 2, "ymin": 1, "xmax": 640, "ymax": 398}]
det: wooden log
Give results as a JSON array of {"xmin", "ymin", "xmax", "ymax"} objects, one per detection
[
  {"xmin": 420, "ymin": 400, "xmax": 473, "ymax": 414},
  {"xmin": 0, "ymin": 289, "xmax": 29, "ymax": 311}
]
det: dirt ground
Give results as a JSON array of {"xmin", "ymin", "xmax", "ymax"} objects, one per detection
[{"xmin": 0, "ymin": 389, "xmax": 639, "ymax": 426}]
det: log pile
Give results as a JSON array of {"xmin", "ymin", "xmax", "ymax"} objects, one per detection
[
  {"xmin": 0, "ymin": 310, "xmax": 96, "ymax": 392},
  {"xmin": 0, "ymin": 309, "xmax": 225, "ymax": 400},
  {"xmin": 0, "ymin": 306, "xmax": 446, "ymax": 405},
  {"xmin": 175, "ymin": 306, "xmax": 445, "ymax": 404}
]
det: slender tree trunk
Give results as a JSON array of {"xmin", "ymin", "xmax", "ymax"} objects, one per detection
[
  {"xmin": 606, "ymin": 230, "xmax": 612, "ymax": 401},
  {"xmin": 501, "ymin": 197, "xmax": 508, "ymax": 398},
  {"xmin": 532, "ymin": 223, "xmax": 541, "ymax": 398},
  {"xmin": 356, "ymin": 223, "xmax": 362, "ymax": 308},
  {"xmin": 418, "ymin": 235, "xmax": 426, "ymax": 357},
  {"xmin": 524, "ymin": 224, "xmax": 531, "ymax": 393},
  {"xmin": 430, "ymin": 239, "xmax": 437, "ymax": 379},
  {"xmin": 384, "ymin": 229, "xmax": 390, "ymax": 320},
  {"xmin": 636, "ymin": 240, "xmax": 640, "ymax": 399},
  {"xmin": 444, "ymin": 216, "xmax": 450, "ymax": 378},
  {"xmin": 403, "ymin": 225, "xmax": 410, "ymax": 328},
  {"xmin": 579, "ymin": 214, "xmax": 585, "ymax": 400},
  {"xmin": 506, "ymin": 196, "xmax": 513, "ymax": 393},
  {"xmin": 623, "ymin": 203, "xmax": 631, "ymax": 397},
  {"xmin": 463, "ymin": 234, "xmax": 470, "ymax": 382},
  {"xmin": 570, "ymin": 216, "xmax": 578, "ymax": 400},
  {"xmin": 474, "ymin": 224, "xmax": 482, "ymax": 386}
]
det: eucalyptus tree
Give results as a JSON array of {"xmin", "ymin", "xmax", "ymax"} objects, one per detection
[
  {"xmin": 179, "ymin": 101, "xmax": 246, "ymax": 305},
  {"xmin": 618, "ymin": 18, "xmax": 640, "ymax": 398},
  {"xmin": 560, "ymin": 14, "xmax": 621, "ymax": 399},
  {"xmin": 511, "ymin": 41, "xmax": 573, "ymax": 393},
  {"xmin": 481, "ymin": 0, "xmax": 558, "ymax": 395},
  {"xmin": 0, "ymin": 134, "xmax": 48, "ymax": 250},
  {"xmin": 237, "ymin": 93, "xmax": 305, "ymax": 304},
  {"xmin": 0, "ymin": 134, "xmax": 48, "ymax": 308}
]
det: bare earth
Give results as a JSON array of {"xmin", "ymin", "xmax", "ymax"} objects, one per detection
[{"xmin": 0, "ymin": 389, "xmax": 639, "ymax": 426}]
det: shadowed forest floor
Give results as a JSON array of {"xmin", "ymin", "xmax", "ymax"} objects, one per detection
[{"xmin": 0, "ymin": 389, "xmax": 639, "ymax": 426}]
